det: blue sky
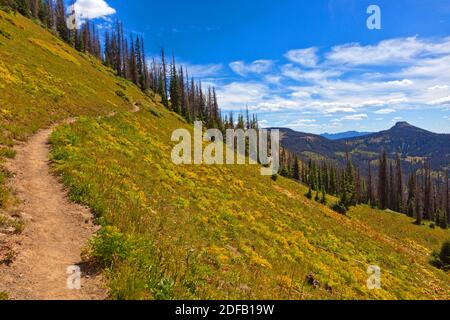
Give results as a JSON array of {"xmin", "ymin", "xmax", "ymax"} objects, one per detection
[{"xmin": 71, "ymin": 0, "xmax": 450, "ymax": 134}]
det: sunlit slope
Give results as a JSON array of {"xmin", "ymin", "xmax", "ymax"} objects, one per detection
[
  {"xmin": 0, "ymin": 10, "xmax": 149, "ymax": 146},
  {"xmin": 50, "ymin": 106, "xmax": 450, "ymax": 300},
  {"xmin": 0, "ymin": 10, "xmax": 152, "ymax": 206}
]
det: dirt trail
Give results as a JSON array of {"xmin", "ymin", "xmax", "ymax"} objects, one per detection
[
  {"xmin": 0, "ymin": 125, "xmax": 106, "ymax": 300},
  {"xmin": 0, "ymin": 105, "xmax": 141, "ymax": 300}
]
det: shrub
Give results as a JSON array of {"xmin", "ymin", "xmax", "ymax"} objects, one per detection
[
  {"xmin": 271, "ymin": 174, "xmax": 278, "ymax": 181},
  {"xmin": 0, "ymin": 292, "xmax": 8, "ymax": 300},
  {"xmin": 431, "ymin": 241, "xmax": 450, "ymax": 271},
  {"xmin": 332, "ymin": 202, "xmax": 348, "ymax": 215},
  {"xmin": 115, "ymin": 90, "xmax": 130, "ymax": 102},
  {"xmin": 305, "ymin": 187, "xmax": 312, "ymax": 199},
  {"xmin": 314, "ymin": 191, "xmax": 320, "ymax": 202},
  {"xmin": 0, "ymin": 29, "xmax": 11, "ymax": 39},
  {"xmin": 439, "ymin": 241, "xmax": 450, "ymax": 266},
  {"xmin": 320, "ymin": 191, "xmax": 327, "ymax": 205},
  {"xmin": 0, "ymin": 146, "xmax": 16, "ymax": 158},
  {"xmin": 88, "ymin": 226, "xmax": 131, "ymax": 268},
  {"xmin": 149, "ymin": 109, "xmax": 162, "ymax": 118}
]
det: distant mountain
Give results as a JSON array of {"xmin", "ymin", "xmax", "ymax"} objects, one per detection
[
  {"xmin": 344, "ymin": 122, "xmax": 450, "ymax": 171},
  {"xmin": 273, "ymin": 127, "xmax": 344, "ymax": 161},
  {"xmin": 276, "ymin": 122, "xmax": 450, "ymax": 173},
  {"xmin": 321, "ymin": 131, "xmax": 373, "ymax": 140}
]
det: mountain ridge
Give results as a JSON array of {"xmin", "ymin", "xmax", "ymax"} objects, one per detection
[
  {"xmin": 321, "ymin": 131, "xmax": 374, "ymax": 140},
  {"xmin": 275, "ymin": 122, "xmax": 450, "ymax": 172}
]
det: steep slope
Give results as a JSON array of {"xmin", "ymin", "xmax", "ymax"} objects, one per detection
[
  {"xmin": 0, "ymin": 9, "xmax": 153, "ymax": 205},
  {"xmin": 49, "ymin": 109, "xmax": 450, "ymax": 300},
  {"xmin": 0, "ymin": 11, "xmax": 152, "ymax": 210},
  {"xmin": 0, "ymin": 10, "xmax": 154, "ymax": 298}
]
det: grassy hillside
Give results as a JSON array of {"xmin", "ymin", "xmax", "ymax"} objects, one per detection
[
  {"xmin": 49, "ymin": 107, "xmax": 450, "ymax": 300},
  {"xmin": 1, "ymin": 10, "xmax": 449, "ymax": 300},
  {"xmin": 0, "ymin": 10, "xmax": 153, "ymax": 208}
]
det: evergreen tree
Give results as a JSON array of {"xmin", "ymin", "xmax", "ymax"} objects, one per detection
[
  {"xmin": 378, "ymin": 151, "xmax": 388, "ymax": 209},
  {"xmin": 293, "ymin": 156, "xmax": 300, "ymax": 181},
  {"xmin": 395, "ymin": 153, "xmax": 403, "ymax": 213},
  {"xmin": 367, "ymin": 161, "xmax": 374, "ymax": 206},
  {"xmin": 446, "ymin": 171, "xmax": 449, "ymax": 225},
  {"xmin": 407, "ymin": 171, "xmax": 416, "ymax": 217},
  {"xmin": 55, "ymin": 0, "xmax": 68, "ymax": 42},
  {"xmin": 415, "ymin": 173, "xmax": 423, "ymax": 225}
]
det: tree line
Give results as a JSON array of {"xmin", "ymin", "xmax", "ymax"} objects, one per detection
[{"xmin": 279, "ymin": 148, "xmax": 450, "ymax": 229}]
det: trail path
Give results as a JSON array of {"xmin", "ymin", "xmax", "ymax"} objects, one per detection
[
  {"xmin": 0, "ymin": 106, "xmax": 141, "ymax": 300},
  {"xmin": 0, "ymin": 125, "xmax": 105, "ymax": 300}
]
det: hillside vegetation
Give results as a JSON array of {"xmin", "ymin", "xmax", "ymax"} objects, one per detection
[
  {"xmin": 0, "ymin": 10, "xmax": 449, "ymax": 300},
  {"xmin": 50, "ymin": 107, "xmax": 450, "ymax": 299},
  {"xmin": 0, "ymin": 10, "xmax": 150, "ymax": 209}
]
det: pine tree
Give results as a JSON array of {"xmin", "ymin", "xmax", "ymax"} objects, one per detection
[
  {"xmin": 293, "ymin": 156, "xmax": 300, "ymax": 181},
  {"xmin": 407, "ymin": 171, "xmax": 416, "ymax": 217},
  {"xmin": 340, "ymin": 151, "xmax": 356, "ymax": 207},
  {"xmin": 355, "ymin": 168, "xmax": 362, "ymax": 204},
  {"xmin": 415, "ymin": 173, "xmax": 423, "ymax": 225},
  {"xmin": 367, "ymin": 161, "xmax": 374, "ymax": 206},
  {"xmin": 378, "ymin": 151, "xmax": 388, "ymax": 209},
  {"xmin": 424, "ymin": 162, "xmax": 432, "ymax": 220},
  {"xmin": 446, "ymin": 171, "xmax": 449, "ymax": 225},
  {"xmin": 395, "ymin": 153, "xmax": 403, "ymax": 213},
  {"xmin": 389, "ymin": 162, "xmax": 396, "ymax": 210},
  {"xmin": 55, "ymin": 0, "xmax": 68, "ymax": 42},
  {"xmin": 160, "ymin": 49, "xmax": 169, "ymax": 107},
  {"xmin": 320, "ymin": 187, "xmax": 327, "ymax": 205}
]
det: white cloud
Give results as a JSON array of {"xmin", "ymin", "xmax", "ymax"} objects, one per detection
[
  {"xmin": 281, "ymin": 64, "xmax": 341, "ymax": 82},
  {"xmin": 374, "ymin": 108, "xmax": 396, "ymax": 114},
  {"xmin": 326, "ymin": 36, "xmax": 450, "ymax": 66},
  {"xmin": 73, "ymin": 0, "xmax": 116, "ymax": 20},
  {"xmin": 430, "ymin": 96, "xmax": 450, "ymax": 105},
  {"xmin": 180, "ymin": 63, "xmax": 223, "ymax": 78},
  {"xmin": 384, "ymin": 79, "xmax": 414, "ymax": 87},
  {"xmin": 284, "ymin": 48, "xmax": 319, "ymax": 67},
  {"xmin": 428, "ymin": 85, "xmax": 449, "ymax": 91},
  {"xmin": 337, "ymin": 114, "xmax": 369, "ymax": 121},
  {"xmin": 264, "ymin": 75, "xmax": 282, "ymax": 84},
  {"xmin": 285, "ymin": 118, "xmax": 319, "ymax": 129},
  {"xmin": 323, "ymin": 107, "xmax": 357, "ymax": 114},
  {"xmin": 229, "ymin": 60, "xmax": 273, "ymax": 76},
  {"xmin": 216, "ymin": 82, "xmax": 270, "ymax": 110},
  {"xmin": 219, "ymin": 36, "xmax": 450, "ymax": 133}
]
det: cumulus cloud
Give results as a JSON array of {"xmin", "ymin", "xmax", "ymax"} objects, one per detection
[
  {"xmin": 340, "ymin": 114, "xmax": 369, "ymax": 121},
  {"xmin": 281, "ymin": 64, "xmax": 341, "ymax": 82},
  {"xmin": 229, "ymin": 60, "xmax": 273, "ymax": 76},
  {"xmin": 284, "ymin": 47, "xmax": 319, "ymax": 67},
  {"xmin": 219, "ymin": 36, "xmax": 450, "ymax": 133},
  {"xmin": 374, "ymin": 108, "xmax": 396, "ymax": 114},
  {"xmin": 216, "ymin": 82, "xmax": 270, "ymax": 110},
  {"xmin": 326, "ymin": 36, "xmax": 450, "ymax": 66},
  {"xmin": 73, "ymin": 0, "xmax": 116, "ymax": 20},
  {"xmin": 181, "ymin": 63, "xmax": 223, "ymax": 78}
]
